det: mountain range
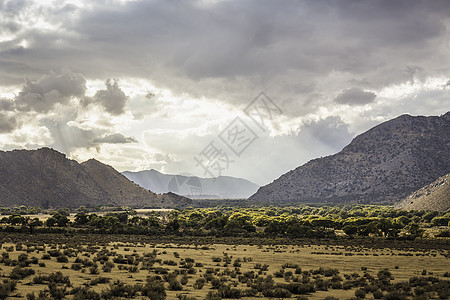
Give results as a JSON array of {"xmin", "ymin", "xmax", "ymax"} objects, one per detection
[
  {"xmin": 1, "ymin": 112, "xmax": 448, "ymax": 210},
  {"xmin": 122, "ymin": 169, "xmax": 259, "ymax": 199},
  {"xmin": 0, "ymin": 148, "xmax": 191, "ymax": 208},
  {"xmin": 249, "ymin": 112, "xmax": 450, "ymax": 205}
]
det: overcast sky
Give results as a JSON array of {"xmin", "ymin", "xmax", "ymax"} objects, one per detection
[{"xmin": 0, "ymin": 0, "xmax": 449, "ymax": 185}]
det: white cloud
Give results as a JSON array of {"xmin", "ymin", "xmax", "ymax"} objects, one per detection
[{"xmin": 0, "ymin": 124, "xmax": 53, "ymax": 148}]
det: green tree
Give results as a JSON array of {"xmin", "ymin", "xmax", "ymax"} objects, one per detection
[
  {"xmin": 22, "ymin": 217, "xmax": 42, "ymax": 234},
  {"xmin": 343, "ymin": 225, "xmax": 358, "ymax": 236},
  {"xmin": 46, "ymin": 213, "xmax": 69, "ymax": 227},
  {"xmin": 224, "ymin": 212, "xmax": 256, "ymax": 234},
  {"xmin": 7, "ymin": 214, "xmax": 24, "ymax": 225},
  {"xmin": 404, "ymin": 223, "xmax": 423, "ymax": 238},
  {"xmin": 74, "ymin": 212, "xmax": 89, "ymax": 226},
  {"xmin": 430, "ymin": 216, "xmax": 450, "ymax": 227}
]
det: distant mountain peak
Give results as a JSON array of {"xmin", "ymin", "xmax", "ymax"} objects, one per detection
[
  {"xmin": 122, "ymin": 169, "xmax": 259, "ymax": 199},
  {"xmin": 249, "ymin": 112, "xmax": 450, "ymax": 204},
  {"xmin": 19, "ymin": 147, "xmax": 67, "ymax": 158},
  {"xmin": 0, "ymin": 148, "xmax": 191, "ymax": 208}
]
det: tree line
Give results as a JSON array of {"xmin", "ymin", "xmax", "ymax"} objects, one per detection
[{"xmin": 0, "ymin": 205, "xmax": 448, "ymax": 239}]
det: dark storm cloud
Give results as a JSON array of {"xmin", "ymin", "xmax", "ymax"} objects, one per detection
[
  {"xmin": 306, "ymin": 117, "xmax": 352, "ymax": 149},
  {"xmin": 43, "ymin": 119, "xmax": 135, "ymax": 154},
  {"xmin": 0, "ymin": 0, "xmax": 449, "ymax": 113},
  {"xmin": 0, "ymin": 0, "xmax": 26, "ymax": 34},
  {"xmin": 93, "ymin": 133, "xmax": 137, "ymax": 144},
  {"xmin": 0, "ymin": 99, "xmax": 15, "ymax": 111},
  {"xmin": 14, "ymin": 71, "xmax": 86, "ymax": 113},
  {"xmin": 3, "ymin": 71, "xmax": 128, "ymax": 117},
  {"xmin": 334, "ymin": 88, "xmax": 376, "ymax": 106},
  {"xmin": 0, "ymin": 69, "xmax": 133, "ymax": 156},
  {"xmin": 444, "ymin": 80, "xmax": 450, "ymax": 88},
  {"xmin": 91, "ymin": 79, "xmax": 128, "ymax": 115},
  {"xmin": 0, "ymin": 113, "xmax": 17, "ymax": 133}
]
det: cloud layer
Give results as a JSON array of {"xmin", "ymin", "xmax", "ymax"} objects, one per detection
[{"xmin": 335, "ymin": 88, "xmax": 377, "ymax": 106}]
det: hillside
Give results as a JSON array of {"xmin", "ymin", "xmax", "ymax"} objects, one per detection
[
  {"xmin": 249, "ymin": 112, "xmax": 450, "ymax": 204},
  {"xmin": 122, "ymin": 169, "xmax": 259, "ymax": 199},
  {"xmin": 0, "ymin": 148, "xmax": 191, "ymax": 208},
  {"xmin": 397, "ymin": 173, "xmax": 450, "ymax": 211}
]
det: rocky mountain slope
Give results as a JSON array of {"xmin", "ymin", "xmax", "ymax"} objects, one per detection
[
  {"xmin": 0, "ymin": 148, "xmax": 191, "ymax": 208},
  {"xmin": 249, "ymin": 112, "xmax": 450, "ymax": 204},
  {"xmin": 122, "ymin": 169, "xmax": 259, "ymax": 199},
  {"xmin": 397, "ymin": 173, "xmax": 449, "ymax": 211}
]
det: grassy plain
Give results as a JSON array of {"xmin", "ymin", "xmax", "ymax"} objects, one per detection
[{"xmin": 0, "ymin": 233, "xmax": 448, "ymax": 299}]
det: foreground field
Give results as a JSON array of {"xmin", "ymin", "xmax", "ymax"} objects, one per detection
[{"xmin": 0, "ymin": 234, "xmax": 448, "ymax": 299}]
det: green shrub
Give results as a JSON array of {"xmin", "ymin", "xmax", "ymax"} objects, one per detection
[
  {"xmin": 141, "ymin": 278, "xmax": 166, "ymax": 300},
  {"xmin": 101, "ymin": 281, "xmax": 139, "ymax": 299},
  {"xmin": 193, "ymin": 278, "xmax": 206, "ymax": 289},
  {"xmin": 10, "ymin": 267, "xmax": 35, "ymax": 280},
  {"xmin": 56, "ymin": 255, "xmax": 68, "ymax": 263},
  {"xmin": 263, "ymin": 287, "xmax": 292, "ymax": 298},
  {"xmin": 373, "ymin": 289, "xmax": 383, "ymax": 299},
  {"xmin": 355, "ymin": 288, "xmax": 366, "ymax": 298},
  {"xmin": 0, "ymin": 280, "xmax": 17, "ymax": 300},
  {"xmin": 48, "ymin": 282, "xmax": 67, "ymax": 300},
  {"xmin": 169, "ymin": 279, "xmax": 183, "ymax": 291},
  {"xmin": 71, "ymin": 287, "xmax": 101, "ymax": 300},
  {"xmin": 180, "ymin": 275, "xmax": 188, "ymax": 285}
]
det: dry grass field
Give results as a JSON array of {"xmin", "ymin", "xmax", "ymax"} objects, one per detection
[{"xmin": 0, "ymin": 234, "xmax": 448, "ymax": 299}]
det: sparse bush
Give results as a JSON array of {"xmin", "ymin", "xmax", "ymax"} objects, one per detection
[
  {"xmin": 193, "ymin": 278, "xmax": 206, "ymax": 289},
  {"xmin": 10, "ymin": 267, "xmax": 35, "ymax": 280},
  {"xmin": 355, "ymin": 288, "xmax": 366, "ymax": 298},
  {"xmin": 206, "ymin": 291, "xmax": 221, "ymax": 300},
  {"xmin": 180, "ymin": 275, "xmax": 188, "ymax": 285},
  {"xmin": 89, "ymin": 265, "xmax": 99, "ymax": 275},
  {"xmin": 71, "ymin": 287, "xmax": 101, "ymax": 300},
  {"xmin": 102, "ymin": 261, "xmax": 114, "ymax": 272},
  {"xmin": 48, "ymin": 282, "xmax": 67, "ymax": 300},
  {"xmin": 56, "ymin": 255, "xmax": 68, "ymax": 263},
  {"xmin": 88, "ymin": 277, "xmax": 110, "ymax": 286},
  {"xmin": 101, "ymin": 281, "xmax": 139, "ymax": 299},
  {"xmin": 141, "ymin": 277, "xmax": 166, "ymax": 300},
  {"xmin": 0, "ymin": 279, "xmax": 17, "ymax": 300},
  {"xmin": 163, "ymin": 260, "xmax": 177, "ymax": 266},
  {"xmin": 263, "ymin": 287, "xmax": 292, "ymax": 298},
  {"xmin": 373, "ymin": 289, "xmax": 383, "ymax": 299},
  {"xmin": 169, "ymin": 279, "xmax": 183, "ymax": 291}
]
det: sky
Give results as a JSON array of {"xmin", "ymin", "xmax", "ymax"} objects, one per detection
[{"xmin": 0, "ymin": 0, "xmax": 449, "ymax": 186}]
